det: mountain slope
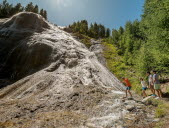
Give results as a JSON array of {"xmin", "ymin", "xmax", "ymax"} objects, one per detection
[{"xmin": 0, "ymin": 12, "xmax": 129, "ymax": 128}]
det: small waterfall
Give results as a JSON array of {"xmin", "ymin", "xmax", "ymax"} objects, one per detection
[
  {"xmin": 88, "ymin": 53, "xmax": 126, "ymax": 91},
  {"xmin": 0, "ymin": 12, "xmax": 130, "ymax": 128}
]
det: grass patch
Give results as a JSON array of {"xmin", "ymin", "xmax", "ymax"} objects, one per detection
[
  {"xmin": 102, "ymin": 40, "xmax": 143, "ymax": 94},
  {"xmin": 81, "ymin": 38, "xmax": 91, "ymax": 48},
  {"xmin": 154, "ymin": 121, "xmax": 165, "ymax": 128},
  {"xmin": 144, "ymin": 98, "xmax": 169, "ymax": 128},
  {"xmin": 155, "ymin": 101, "xmax": 169, "ymax": 118},
  {"xmin": 146, "ymin": 98, "xmax": 169, "ymax": 118},
  {"xmin": 72, "ymin": 33, "xmax": 92, "ymax": 48},
  {"xmin": 102, "ymin": 41, "xmax": 127, "ymax": 78}
]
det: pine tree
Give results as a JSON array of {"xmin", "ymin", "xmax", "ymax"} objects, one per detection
[
  {"xmin": 93, "ymin": 22, "xmax": 99, "ymax": 38},
  {"xmin": 33, "ymin": 5, "xmax": 39, "ymax": 13},
  {"xmin": 75, "ymin": 21, "xmax": 80, "ymax": 32},
  {"xmin": 11, "ymin": 3, "xmax": 24, "ymax": 15},
  {"xmin": 106, "ymin": 28, "xmax": 110, "ymax": 37},
  {"xmin": 135, "ymin": 44, "xmax": 154, "ymax": 75},
  {"xmin": 0, "ymin": 1, "xmax": 47, "ymax": 18},
  {"xmin": 112, "ymin": 29, "xmax": 119, "ymax": 46},
  {"xmin": 80, "ymin": 20, "xmax": 88, "ymax": 35},
  {"xmin": 118, "ymin": 26, "xmax": 124, "ymax": 35},
  {"xmin": 88, "ymin": 23, "xmax": 94, "ymax": 37},
  {"xmin": 43, "ymin": 10, "xmax": 47, "ymax": 19},
  {"xmin": 0, "ymin": 0, "xmax": 13, "ymax": 18},
  {"xmin": 25, "ymin": 2, "xmax": 34, "ymax": 12},
  {"xmin": 40, "ymin": 9, "xmax": 44, "ymax": 17},
  {"xmin": 98, "ymin": 24, "xmax": 106, "ymax": 38},
  {"xmin": 140, "ymin": 0, "xmax": 169, "ymax": 72}
]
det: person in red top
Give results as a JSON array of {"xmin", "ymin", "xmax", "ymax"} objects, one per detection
[{"xmin": 122, "ymin": 77, "xmax": 133, "ymax": 98}]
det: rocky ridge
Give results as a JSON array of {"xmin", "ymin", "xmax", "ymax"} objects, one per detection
[{"xmin": 0, "ymin": 12, "xmax": 157, "ymax": 128}]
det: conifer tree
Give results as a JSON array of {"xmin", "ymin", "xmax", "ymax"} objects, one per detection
[
  {"xmin": 93, "ymin": 22, "xmax": 99, "ymax": 38},
  {"xmin": 43, "ymin": 10, "xmax": 47, "ymax": 19},
  {"xmin": 0, "ymin": 0, "xmax": 13, "ymax": 18},
  {"xmin": 106, "ymin": 28, "xmax": 110, "ymax": 37},
  {"xmin": 118, "ymin": 26, "xmax": 124, "ymax": 35},
  {"xmin": 88, "ymin": 23, "xmax": 94, "ymax": 37},
  {"xmin": 40, "ymin": 9, "xmax": 44, "ymax": 17},
  {"xmin": 25, "ymin": 2, "xmax": 34, "ymax": 12},
  {"xmin": 33, "ymin": 5, "xmax": 39, "ymax": 13}
]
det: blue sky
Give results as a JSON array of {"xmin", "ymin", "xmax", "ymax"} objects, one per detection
[{"xmin": 6, "ymin": 0, "xmax": 145, "ymax": 29}]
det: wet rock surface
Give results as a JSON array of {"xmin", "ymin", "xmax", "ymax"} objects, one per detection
[
  {"xmin": 89, "ymin": 39, "xmax": 107, "ymax": 67},
  {"xmin": 0, "ymin": 12, "xmax": 157, "ymax": 128}
]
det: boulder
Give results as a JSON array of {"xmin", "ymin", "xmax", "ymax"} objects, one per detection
[
  {"xmin": 142, "ymin": 96, "xmax": 154, "ymax": 104},
  {"xmin": 126, "ymin": 105, "xmax": 135, "ymax": 111}
]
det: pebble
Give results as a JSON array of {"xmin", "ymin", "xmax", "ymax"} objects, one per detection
[
  {"xmin": 153, "ymin": 118, "xmax": 160, "ymax": 122},
  {"xmin": 126, "ymin": 105, "xmax": 135, "ymax": 111}
]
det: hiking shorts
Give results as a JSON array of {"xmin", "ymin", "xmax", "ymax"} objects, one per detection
[
  {"xmin": 126, "ymin": 87, "xmax": 131, "ymax": 90},
  {"xmin": 142, "ymin": 87, "xmax": 147, "ymax": 90},
  {"xmin": 154, "ymin": 84, "xmax": 160, "ymax": 90}
]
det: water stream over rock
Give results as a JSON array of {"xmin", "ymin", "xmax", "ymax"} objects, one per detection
[{"xmin": 0, "ymin": 12, "xmax": 155, "ymax": 128}]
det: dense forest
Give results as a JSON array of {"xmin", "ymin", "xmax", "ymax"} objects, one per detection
[
  {"xmin": 0, "ymin": 0, "xmax": 47, "ymax": 19},
  {"xmin": 66, "ymin": 0, "xmax": 169, "ymax": 79},
  {"xmin": 65, "ymin": 20, "xmax": 110, "ymax": 39},
  {"xmin": 110, "ymin": 0, "xmax": 169, "ymax": 76}
]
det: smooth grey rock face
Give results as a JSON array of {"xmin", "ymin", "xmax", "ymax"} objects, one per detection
[
  {"xmin": 0, "ymin": 12, "xmax": 129, "ymax": 128},
  {"xmin": 89, "ymin": 39, "xmax": 107, "ymax": 67},
  {"xmin": 0, "ymin": 12, "xmax": 51, "ymax": 80},
  {"xmin": 0, "ymin": 12, "xmax": 125, "ymax": 90}
]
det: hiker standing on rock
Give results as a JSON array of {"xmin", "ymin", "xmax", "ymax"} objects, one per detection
[
  {"xmin": 147, "ymin": 72, "xmax": 155, "ymax": 96},
  {"xmin": 153, "ymin": 71, "xmax": 162, "ymax": 98},
  {"xmin": 122, "ymin": 77, "xmax": 133, "ymax": 98},
  {"xmin": 140, "ymin": 78, "xmax": 147, "ymax": 98}
]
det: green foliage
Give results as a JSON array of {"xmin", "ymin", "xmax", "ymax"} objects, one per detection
[
  {"xmin": 0, "ymin": 0, "xmax": 13, "ymax": 18},
  {"xmin": 156, "ymin": 107, "xmax": 166, "ymax": 118},
  {"xmin": 98, "ymin": 24, "xmax": 106, "ymax": 38},
  {"xmin": 102, "ymin": 0, "xmax": 169, "ymax": 92},
  {"xmin": 154, "ymin": 100, "xmax": 169, "ymax": 118},
  {"xmin": 0, "ymin": 0, "xmax": 47, "ymax": 19},
  {"xmin": 101, "ymin": 0, "xmax": 169, "ymax": 98},
  {"xmin": 135, "ymin": 44, "xmax": 155, "ymax": 75},
  {"xmin": 67, "ymin": 21, "xmax": 110, "ymax": 39},
  {"xmin": 40, "ymin": 9, "xmax": 44, "ymax": 17},
  {"xmin": 102, "ymin": 38, "xmax": 128, "ymax": 78},
  {"xmin": 66, "ymin": 0, "xmax": 169, "ymax": 80},
  {"xmin": 25, "ymin": 2, "xmax": 47, "ymax": 19},
  {"xmin": 43, "ymin": 10, "xmax": 47, "ymax": 20},
  {"xmin": 102, "ymin": 38, "xmax": 142, "ymax": 94},
  {"xmin": 25, "ymin": 2, "xmax": 34, "ymax": 12},
  {"xmin": 140, "ymin": 0, "xmax": 169, "ymax": 73},
  {"xmin": 33, "ymin": 5, "xmax": 39, "ymax": 13},
  {"xmin": 105, "ymin": 0, "xmax": 169, "ymax": 76},
  {"xmin": 105, "ymin": 28, "xmax": 110, "ymax": 38},
  {"xmin": 72, "ymin": 33, "xmax": 92, "ymax": 48},
  {"xmin": 152, "ymin": 99, "xmax": 169, "ymax": 128},
  {"xmin": 111, "ymin": 29, "xmax": 119, "ymax": 47},
  {"xmin": 145, "ymin": 98, "xmax": 169, "ymax": 125},
  {"xmin": 154, "ymin": 121, "xmax": 165, "ymax": 128}
]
